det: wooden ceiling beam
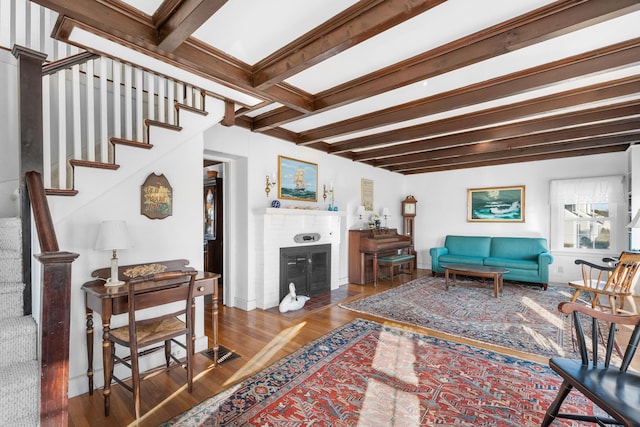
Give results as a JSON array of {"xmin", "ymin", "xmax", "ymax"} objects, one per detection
[
  {"xmin": 369, "ymin": 121, "xmax": 640, "ymax": 168},
  {"xmin": 38, "ymin": 0, "xmax": 315, "ymax": 111},
  {"xmin": 252, "ymin": 0, "xmax": 446, "ymax": 89},
  {"xmin": 252, "ymin": 0, "xmax": 640, "ymax": 131},
  {"xmin": 326, "ymin": 73, "xmax": 640, "ymax": 155},
  {"xmin": 351, "ymin": 101, "xmax": 640, "ymax": 161},
  {"xmin": 400, "ymin": 144, "xmax": 631, "ymax": 175},
  {"xmin": 389, "ymin": 137, "xmax": 638, "ymax": 173},
  {"xmin": 389, "ymin": 135, "xmax": 638, "ymax": 172},
  {"xmin": 316, "ymin": 40, "xmax": 640, "ymax": 148},
  {"xmin": 156, "ymin": 0, "xmax": 228, "ymax": 52}
]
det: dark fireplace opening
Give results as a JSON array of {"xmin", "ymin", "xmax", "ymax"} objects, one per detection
[{"xmin": 280, "ymin": 244, "xmax": 331, "ymax": 301}]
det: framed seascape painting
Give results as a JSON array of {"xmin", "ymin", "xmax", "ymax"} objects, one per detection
[
  {"xmin": 467, "ymin": 185, "xmax": 525, "ymax": 222},
  {"xmin": 278, "ymin": 156, "xmax": 318, "ymax": 202}
]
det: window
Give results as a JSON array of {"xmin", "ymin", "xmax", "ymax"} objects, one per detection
[{"xmin": 550, "ymin": 176, "xmax": 626, "ymax": 253}]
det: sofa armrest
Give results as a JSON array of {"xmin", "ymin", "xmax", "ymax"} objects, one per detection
[
  {"xmin": 538, "ymin": 252, "xmax": 554, "ymax": 266},
  {"xmin": 537, "ymin": 252, "xmax": 554, "ymax": 283},
  {"xmin": 429, "ymin": 247, "xmax": 448, "ymax": 272}
]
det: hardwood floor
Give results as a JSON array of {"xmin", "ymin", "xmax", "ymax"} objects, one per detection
[{"xmin": 66, "ymin": 269, "xmax": 562, "ymax": 426}]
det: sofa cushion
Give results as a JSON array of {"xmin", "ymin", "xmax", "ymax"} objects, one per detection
[
  {"xmin": 444, "ymin": 235, "xmax": 491, "ymax": 257},
  {"xmin": 484, "ymin": 257, "xmax": 539, "ymax": 270},
  {"xmin": 438, "ymin": 254, "xmax": 485, "ymax": 266},
  {"xmin": 490, "ymin": 237, "xmax": 548, "ymax": 260}
]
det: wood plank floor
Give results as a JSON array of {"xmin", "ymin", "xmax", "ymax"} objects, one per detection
[{"xmin": 67, "ymin": 269, "xmax": 554, "ymax": 426}]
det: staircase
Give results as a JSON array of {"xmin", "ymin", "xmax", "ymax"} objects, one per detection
[
  {"xmin": 0, "ymin": 217, "xmax": 38, "ymax": 426},
  {"xmin": 1, "ymin": 2, "xmax": 223, "ymax": 423}
]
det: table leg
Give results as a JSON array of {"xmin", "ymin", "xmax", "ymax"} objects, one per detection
[
  {"xmin": 445, "ymin": 269, "xmax": 450, "ymax": 291},
  {"xmin": 493, "ymin": 273, "xmax": 499, "ymax": 298},
  {"xmin": 102, "ymin": 319, "xmax": 112, "ymax": 416},
  {"xmin": 85, "ymin": 307, "xmax": 94, "ymax": 395},
  {"xmin": 372, "ymin": 253, "xmax": 379, "ymax": 287},
  {"xmin": 212, "ymin": 291, "xmax": 219, "ymax": 365}
]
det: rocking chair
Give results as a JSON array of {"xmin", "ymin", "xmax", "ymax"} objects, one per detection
[{"xmin": 568, "ymin": 252, "xmax": 640, "ymax": 315}]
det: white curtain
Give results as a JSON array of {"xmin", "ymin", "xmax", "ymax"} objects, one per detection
[{"xmin": 549, "ymin": 175, "xmax": 625, "ymax": 204}]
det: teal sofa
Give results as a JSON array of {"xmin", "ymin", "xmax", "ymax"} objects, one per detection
[{"xmin": 429, "ymin": 235, "xmax": 553, "ymax": 289}]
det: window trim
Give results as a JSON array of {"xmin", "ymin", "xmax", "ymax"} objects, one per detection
[{"xmin": 550, "ymin": 176, "xmax": 626, "ymax": 254}]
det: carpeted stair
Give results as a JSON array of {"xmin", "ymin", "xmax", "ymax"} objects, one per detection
[{"xmin": 0, "ymin": 217, "xmax": 39, "ymax": 426}]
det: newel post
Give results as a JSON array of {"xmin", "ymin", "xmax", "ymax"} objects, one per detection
[
  {"xmin": 33, "ymin": 251, "xmax": 79, "ymax": 427},
  {"xmin": 12, "ymin": 45, "xmax": 47, "ymax": 315}
]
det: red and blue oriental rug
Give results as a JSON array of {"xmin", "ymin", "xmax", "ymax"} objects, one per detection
[
  {"xmin": 162, "ymin": 318, "xmax": 594, "ymax": 426},
  {"xmin": 341, "ymin": 276, "xmax": 575, "ymax": 358}
]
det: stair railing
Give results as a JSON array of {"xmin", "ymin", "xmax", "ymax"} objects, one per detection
[
  {"xmin": 41, "ymin": 54, "xmax": 206, "ymax": 192},
  {"xmin": 26, "ymin": 171, "xmax": 79, "ymax": 427},
  {"xmin": 2, "ymin": 0, "xmax": 207, "ymax": 194}
]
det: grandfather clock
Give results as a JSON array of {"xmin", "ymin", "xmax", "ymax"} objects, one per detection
[{"xmin": 402, "ymin": 195, "xmax": 417, "ymax": 269}]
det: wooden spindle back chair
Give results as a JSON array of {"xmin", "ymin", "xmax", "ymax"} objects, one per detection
[{"xmin": 106, "ymin": 270, "xmax": 197, "ymax": 420}]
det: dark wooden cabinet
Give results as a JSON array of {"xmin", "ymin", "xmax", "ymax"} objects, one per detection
[{"xmin": 203, "ymin": 178, "xmax": 223, "ymax": 282}]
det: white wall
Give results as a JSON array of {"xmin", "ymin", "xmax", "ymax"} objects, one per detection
[
  {"xmin": 0, "ymin": 50, "xmax": 20, "ymax": 217},
  {"xmin": 203, "ymin": 124, "xmax": 407, "ymax": 310},
  {"xmin": 405, "ymin": 152, "xmax": 628, "ymax": 284},
  {"xmin": 43, "ymin": 100, "xmax": 225, "ymax": 397}
]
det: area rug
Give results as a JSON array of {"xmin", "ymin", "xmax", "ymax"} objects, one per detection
[
  {"xmin": 340, "ymin": 276, "xmax": 575, "ymax": 358},
  {"xmin": 161, "ymin": 318, "xmax": 595, "ymax": 426}
]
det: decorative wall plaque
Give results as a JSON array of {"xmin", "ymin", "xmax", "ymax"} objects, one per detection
[{"xmin": 141, "ymin": 173, "xmax": 173, "ymax": 219}]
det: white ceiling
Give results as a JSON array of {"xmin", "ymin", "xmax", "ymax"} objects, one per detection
[{"xmin": 43, "ymin": 0, "xmax": 640, "ymax": 174}]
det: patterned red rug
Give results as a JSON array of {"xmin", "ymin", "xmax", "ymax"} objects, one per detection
[
  {"xmin": 162, "ymin": 318, "xmax": 595, "ymax": 426},
  {"xmin": 341, "ymin": 276, "xmax": 575, "ymax": 358}
]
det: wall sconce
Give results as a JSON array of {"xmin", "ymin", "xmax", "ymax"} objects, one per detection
[
  {"xmin": 381, "ymin": 207, "xmax": 390, "ymax": 228},
  {"xmin": 323, "ymin": 182, "xmax": 335, "ymax": 208},
  {"xmin": 265, "ymin": 174, "xmax": 276, "ymax": 197},
  {"xmin": 94, "ymin": 220, "xmax": 131, "ymax": 287}
]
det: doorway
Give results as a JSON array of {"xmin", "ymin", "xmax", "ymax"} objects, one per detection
[{"xmin": 203, "ymin": 160, "xmax": 223, "ymax": 302}]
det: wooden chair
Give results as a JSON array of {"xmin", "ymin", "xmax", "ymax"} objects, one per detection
[
  {"xmin": 568, "ymin": 252, "xmax": 640, "ymax": 314},
  {"xmin": 541, "ymin": 302, "xmax": 640, "ymax": 426},
  {"xmin": 106, "ymin": 270, "xmax": 197, "ymax": 419}
]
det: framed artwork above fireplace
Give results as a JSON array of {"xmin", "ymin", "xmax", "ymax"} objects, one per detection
[{"xmin": 278, "ymin": 156, "xmax": 318, "ymax": 202}]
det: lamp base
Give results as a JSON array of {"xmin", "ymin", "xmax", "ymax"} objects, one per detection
[
  {"xmin": 104, "ymin": 278, "xmax": 125, "ymax": 287},
  {"xmin": 104, "ymin": 251, "xmax": 124, "ymax": 287}
]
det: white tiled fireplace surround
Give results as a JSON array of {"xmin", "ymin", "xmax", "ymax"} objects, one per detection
[{"xmin": 257, "ymin": 208, "xmax": 343, "ymax": 309}]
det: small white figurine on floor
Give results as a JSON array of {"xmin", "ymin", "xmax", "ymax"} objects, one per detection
[{"xmin": 279, "ymin": 282, "xmax": 310, "ymax": 313}]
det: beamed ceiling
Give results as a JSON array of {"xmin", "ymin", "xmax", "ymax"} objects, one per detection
[{"xmin": 34, "ymin": 0, "xmax": 640, "ymax": 174}]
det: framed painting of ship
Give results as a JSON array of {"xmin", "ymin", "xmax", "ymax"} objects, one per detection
[
  {"xmin": 278, "ymin": 156, "xmax": 318, "ymax": 202},
  {"xmin": 467, "ymin": 185, "xmax": 525, "ymax": 222}
]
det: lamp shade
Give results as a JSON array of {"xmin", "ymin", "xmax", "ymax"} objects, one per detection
[
  {"xmin": 356, "ymin": 205, "xmax": 366, "ymax": 215},
  {"xmin": 95, "ymin": 220, "xmax": 131, "ymax": 251},
  {"xmin": 381, "ymin": 207, "xmax": 390, "ymax": 217}
]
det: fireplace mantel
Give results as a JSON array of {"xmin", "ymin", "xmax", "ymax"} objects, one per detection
[{"xmin": 260, "ymin": 208, "xmax": 346, "ymax": 217}]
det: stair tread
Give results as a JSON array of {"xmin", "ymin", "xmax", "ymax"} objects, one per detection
[
  {"xmin": 0, "ymin": 282, "xmax": 24, "ymax": 292},
  {"xmin": 0, "ymin": 360, "xmax": 39, "ymax": 424}
]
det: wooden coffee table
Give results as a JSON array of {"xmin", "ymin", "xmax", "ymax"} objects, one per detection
[{"xmin": 441, "ymin": 263, "xmax": 509, "ymax": 298}]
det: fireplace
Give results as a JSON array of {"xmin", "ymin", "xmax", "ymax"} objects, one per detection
[
  {"xmin": 280, "ymin": 244, "xmax": 331, "ymax": 300},
  {"xmin": 257, "ymin": 208, "xmax": 343, "ymax": 309}
]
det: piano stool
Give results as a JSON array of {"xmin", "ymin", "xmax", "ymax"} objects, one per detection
[{"xmin": 377, "ymin": 254, "xmax": 415, "ymax": 286}]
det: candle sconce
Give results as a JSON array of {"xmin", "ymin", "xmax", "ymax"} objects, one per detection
[
  {"xmin": 265, "ymin": 174, "xmax": 276, "ymax": 197},
  {"xmin": 323, "ymin": 183, "xmax": 335, "ymax": 209}
]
